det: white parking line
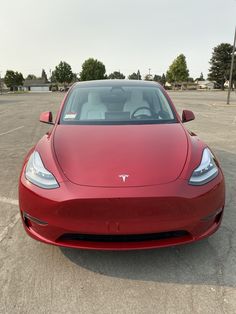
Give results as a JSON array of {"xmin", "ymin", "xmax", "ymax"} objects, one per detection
[
  {"xmin": 0, "ymin": 196, "xmax": 20, "ymax": 242},
  {"xmin": 0, "ymin": 196, "xmax": 18, "ymax": 206},
  {"xmin": 0, "ymin": 125, "xmax": 24, "ymax": 137},
  {"xmin": 0, "ymin": 110, "xmax": 8, "ymax": 115}
]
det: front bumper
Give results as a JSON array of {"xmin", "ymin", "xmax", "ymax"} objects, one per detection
[{"xmin": 19, "ymin": 170, "xmax": 225, "ymax": 250}]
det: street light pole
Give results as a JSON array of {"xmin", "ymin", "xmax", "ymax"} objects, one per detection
[
  {"xmin": 0, "ymin": 71, "xmax": 2, "ymax": 95},
  {"xmin": 227, "ymin": 26, "xmax": 236, "ymax": 104}
]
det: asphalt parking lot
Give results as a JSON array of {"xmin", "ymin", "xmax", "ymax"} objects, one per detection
[{"xmin": 0, "ymin": 90, "xmax": 236, "ymax": 314}]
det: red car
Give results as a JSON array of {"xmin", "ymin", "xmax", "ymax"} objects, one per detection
[{"xmin": 19, "ymin": 80, "xmax": 225, "ymax": 250}]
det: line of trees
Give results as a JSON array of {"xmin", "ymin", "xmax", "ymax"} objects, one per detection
[
  {"xmin": 3, "ymin": 42, "xmax": 236, "ymax": 91},
  {"xmin": 4, "ymin": 69, "xmax": 49, "ymax": 91}
]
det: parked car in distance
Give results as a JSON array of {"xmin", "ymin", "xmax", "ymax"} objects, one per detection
[{"xmin": 59, "ymin": 87, "xmax": 70, "ymax": 92}]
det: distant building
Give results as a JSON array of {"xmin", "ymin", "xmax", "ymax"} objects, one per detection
[
  {"xmin": 23, "ymin": 79, "xmax": 51, "ymax": 92},
  {"xmin": 0, "ymin": 79, "xmax": 9, "ymax": 92},
  {"xmin": 196, "ymin": 80, "xmax": 215, "ymax": 90},
  {"xmin": 166, "ymin": 81, "xmax": 198, "ymax": 90}
]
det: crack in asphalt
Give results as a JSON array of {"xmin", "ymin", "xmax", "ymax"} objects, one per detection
[
  {"xmin": 0, "ymin": 196, "xmax": 20, "ymax": 242},
  {"xmin": 0, "ymin": 212, "xmax": 20, "ymax": 243}
]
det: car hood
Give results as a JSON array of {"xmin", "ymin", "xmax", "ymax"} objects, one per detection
[{"xmin": 53, "ymin": 124, "xmax": 188, "ymax": 187}]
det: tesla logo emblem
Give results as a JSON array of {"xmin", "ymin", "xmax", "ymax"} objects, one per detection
[{"xmin": 119, "ymin": 174, "xmax": 129, "ymax": 182}]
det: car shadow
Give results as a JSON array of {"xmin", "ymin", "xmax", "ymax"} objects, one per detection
[{"xmin": 60, "ymin": 148, "xmax": 236, "ymax": 287}]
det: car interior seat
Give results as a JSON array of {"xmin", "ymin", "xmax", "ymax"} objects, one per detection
[
  {"xmin": 123, "ymin": 90, "xmax": 150, "ymax": 116},
  {"xmin": 80, "ymin": 92, "xmax": 107, "ymax": 120}
]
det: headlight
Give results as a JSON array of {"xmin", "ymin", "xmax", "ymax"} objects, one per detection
[
  {"xmin": 25, "ymin": 151, "xmax": 59, "ymax": 189},
  {"xmin": 189, "ymin": 148, "xmax": 218, "ymax": 185}
]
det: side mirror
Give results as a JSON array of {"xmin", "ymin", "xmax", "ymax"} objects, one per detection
[
  {"xmin": 39, "ymin": 111, "xmax": 54, "ymax": 125},
  {"xmin": 182, "ymin": 110, "xmax": 195, "ymax": 123}
]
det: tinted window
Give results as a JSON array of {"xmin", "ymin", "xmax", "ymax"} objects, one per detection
[{"xmin": 60, "ymin": 84, "xmax": 176, "ymax": 125}]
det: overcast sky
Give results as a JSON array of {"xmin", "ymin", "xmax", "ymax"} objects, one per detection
[{"xmin": 0, "ymin": 0, "xmax": 235, "ymax": 79}]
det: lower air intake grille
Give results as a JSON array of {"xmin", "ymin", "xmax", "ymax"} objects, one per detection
[{"xmin": 58, "ymin": 230, "xmax": 189, "ymax": 243}]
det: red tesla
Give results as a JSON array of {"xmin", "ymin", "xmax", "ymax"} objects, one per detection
[{"xmin": 19, "ymin": 80, "xmax": 225, "ymax": 250}]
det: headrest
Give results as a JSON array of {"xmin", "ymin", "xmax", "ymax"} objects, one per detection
[
  {"xmin": 88, "ymin": 92, "xmax": 101, "ymax": 105},
  {"xmin": 130, "ymin": 90, "xmax": 143, "ymax": 103}
]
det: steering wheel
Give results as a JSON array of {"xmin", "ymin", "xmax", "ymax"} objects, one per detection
[{"xmin": 131, "ymin": 106, "xmax": 154, "ymax": 119}]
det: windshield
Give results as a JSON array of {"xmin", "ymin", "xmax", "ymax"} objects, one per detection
[{"xmin": 60, "ymin": 84, "xmax": 177, "ymax": 125}]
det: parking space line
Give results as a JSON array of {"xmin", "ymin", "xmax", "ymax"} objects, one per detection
[
  {"xmin": 0, "ymin": 196, "xmax": 18, "ymax": 206},
  {"xmin": 0, "ymin": 110, "xmax": 8, "ymax": 115},
  {"xmin": 0, "ymin": 126, "xmax": 24, "ymax": 136}
]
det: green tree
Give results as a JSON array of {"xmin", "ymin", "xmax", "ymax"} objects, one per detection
[
  {"xmin": 41, "ymin": 69, "xmax": 48, "ymax": 82},
  {"xmin": 80, "ymin": 58, "xmax": 106, "ymax": 81},
  {"xmin": 128, "ymin": 73, "xmax": 138, "ymax": 79},
  {"xmin": 128, "ymin": 70, "xmax": 142, "ymax": 80},
  {"xmin": 195, "ymin": 73, "xmax": 204, "ymax": 81},
  {"xmin": 208, "ymin": 43, "xmax": 236, "ymax": 90},
  {"xmin": 15, "ymin": 72, "xmax": 24, "ymax": 86},
  {"xmin": 4, "ymin": 70, "xmax": 24, "ymax": 91},
  {"xmin": 50, "ymin": 70, "xmax": 57, "ymax": 83},
  {"xmin": 166, "ymin": 54, "xmax": 189, "ymax": 83},
  {"xmin": 26, "ymin": 74, "xmax": 37, "ymax": 80},
  {"xmin": 71, "ymin": 73, "xmax": 79, "ymax": 83},
  {"xmin": 108, "ymin": 71, "xmax": 125, "ymax": 79},
  {"xmin": 153, "ymin": 74, "xmax": 162, "ymax": 82},
  {"xmin": 144, "ymin": 74, "xmax": 153, "ymax": 81},
  {"xmin": 196, "ymin": 72, "xmax": 204, "ymax": 81},
  {"xmin": 54, "ymin": 61, "xmax": 74, "ymax": 87},
  {"xmin": 161, "ymin": 73, "xmax": 166, "ymax": 86},
  {"xmin": 153, "ymin": 74, "xmax": 166, "ymax": 86},
  {"xmin": 137, "ymin": 70, "xmax": 141, "ymax": 80}
]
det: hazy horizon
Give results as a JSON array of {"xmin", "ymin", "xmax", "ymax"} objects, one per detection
[{"xmin": 0, "ymin": 0, "xmax": 235, "ymax": 79}]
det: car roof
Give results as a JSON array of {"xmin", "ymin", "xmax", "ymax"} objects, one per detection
[{"xmin": 73, "ymin": 80, "xmax": 161, "ymax": 88}]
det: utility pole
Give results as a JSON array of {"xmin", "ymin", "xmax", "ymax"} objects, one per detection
[
  {"xmin": 227, "ymin": 26, "xmax": 236, "ymax": 104},
  {"xmin": 0, "ymin": 71, "xmax": 2, "ymax": 95},
  {"xmin": 49, "ymin": 69, "xmax": 52, "ymax": 81}
]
